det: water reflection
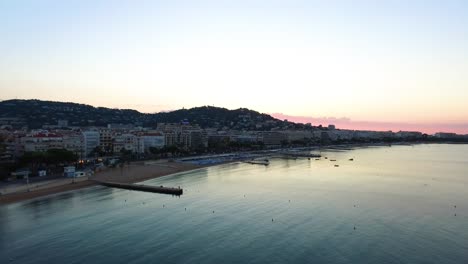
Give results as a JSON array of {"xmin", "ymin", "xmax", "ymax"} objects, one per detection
[
  {"xmin": 0, "ymin": 208, "xmax": 8, "ymax": 248},
  {"xmin": 0, "ymin": 144, "xmax": 467, "ymax": 264},
  {"xmin": 16, "ymin": 187, "xmax": 115, "ymax": 221}
]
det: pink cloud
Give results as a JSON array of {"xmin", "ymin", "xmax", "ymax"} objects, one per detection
[{"xmin": 271, "ymin": 113, "xmax": 468, "ymax": 135}]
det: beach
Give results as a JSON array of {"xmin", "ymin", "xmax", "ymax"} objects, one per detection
[
  {"xmin": 0, "ymin": 160, "xmax": 202, "ymax": 205},
  {"xmin": 0, "ymin": 143, "xmax": 435, "ymax": 205}
]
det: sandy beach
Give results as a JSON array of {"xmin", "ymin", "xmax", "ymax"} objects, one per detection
[{"xmin": 0, "ymin": 160, "xmax": 202, "ymax": 205}]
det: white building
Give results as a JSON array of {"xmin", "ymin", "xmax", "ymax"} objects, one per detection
[
  {"xmin": 434, "ymin": 132, "xmax": 458, "ymax": 139},
  {"xmin": 138, "ymin": 133, "xmax": 165, "ymax": 153},
  {"xmin": 82, "ymin": 131, "xmax": 100, "ymax": 157},
  {"xmin": 113, "ymin": 133, "xmax": 138, "ymax": 153},
  {"xmin": 283, "ymin": 130, "xmax": 314, "ymax": 142},
  {"xmin": 395, "ymin": 131, "xmax": 423, "ymax": 139},
  {"xmin": 21, "ymin": 131, "xmax": 63, "ymax": 152},
  {"xmin": 62, "ymin": 133, "xmax": 84, "ymax": 158}
]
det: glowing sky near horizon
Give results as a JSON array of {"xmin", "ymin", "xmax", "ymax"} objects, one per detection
[{"xmin": 1, "ymin": 1, "xmax": 468, "ymax": 132}]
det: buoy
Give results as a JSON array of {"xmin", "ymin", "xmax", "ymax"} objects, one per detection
[
  {"xmin": 213, "ymin": 211, "xmax": 215, "ymax": 213},
  {"xmin": 163, "ymin": 204, "xmax": 165, "ymax": 208},
  {"xmin": 185, "ymin": 208, "xmax": 187, "ymax": 211},
  {"xmin": 272, "ymin": 218, "xmax": 274, "ymax": 222},
  {"xmin": 353, "ymin": 226, "xmax": 356, "ymax": 230}
]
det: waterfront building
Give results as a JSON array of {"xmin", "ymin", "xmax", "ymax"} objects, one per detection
[
  {"xmin": 113, "ymin": 133, "xmax": 138, "ymax": 153},
  {"xmin": 258, "ymin": 131, "xmax": 287, "ymax": 147},
  {"xmin": 138, "ymin": 132, "xmax": 165, "ymax": 153},
  {"xmin": 283, "ymin": 130, "xmax": 314, "ymax": 142},
  {"xmin": 82, "ymin": 131, "xmax": 100, "ymax": 157},
  {"xmin": 62, "ymin": 132, "xmax": 84, "ymax": 159},
  {"xmin": 21, "ymin": 131, "xmax": 63, "ymax": 152},
  {"xmin": 158, "ymin": 123, "xmax": 206, "ymax": 150},
  {"xmin": 0, "ymin": 130, "xmax": 23, "ymax": 162},
  {"xmin": 395, "ymin": 131, "xmax": 423, "ymax": 139},
  {"xmin": 434, "ymin": 132, "xmax": 458, "ymax": 139},
  {"xmin": 99, "ymin": 129, "xmax": 114, "ymax": 154}
]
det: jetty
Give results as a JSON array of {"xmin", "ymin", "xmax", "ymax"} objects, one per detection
[
  {"xmin": 94, "ymin": 181, "xmax": 183, "ymax": 195},
  {"xmin": 244, "ymin": 160, "xmax": 270, "ymax": 166},
  {"xmin": 278, "ymin": 152, "xmax": 322, "ymax": 159}
]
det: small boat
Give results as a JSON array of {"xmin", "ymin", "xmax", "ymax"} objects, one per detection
[
  {"xmin": 330, "ymin": 159, "xmax": 336, "ymax": 162},
  {"xmin": 349, "ymin": 158, "xmax": 354, "ymax": 161},
  {"xmin": 334, "ymin": 165, "xmax": 339, "ymax": 167}
]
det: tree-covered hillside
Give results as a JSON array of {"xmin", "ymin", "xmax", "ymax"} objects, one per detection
[{"xmin": 0, "ymin": 99, "xmax": 300, "ymax": 130}]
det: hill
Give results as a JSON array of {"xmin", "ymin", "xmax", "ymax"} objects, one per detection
[{"xmin": 0, "ymin": 99, "xmax": 300, "ymax": 130}]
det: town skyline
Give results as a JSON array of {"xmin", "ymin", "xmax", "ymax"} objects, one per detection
[{"xmin": 1, "ymin": 98, "xmax": 467, "ymax": 135}]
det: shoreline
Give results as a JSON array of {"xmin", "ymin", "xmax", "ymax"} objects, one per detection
[
  {"xmin": 0, "ymin": 180, "xmax": 96, "ymax": 205},
  {"xmin": 1, "ymin": 142, "xmax": 465, "ymax": 205},
  {"xmin": 0, "ymin": 161, "xmax": 208, "ymax": 205}
]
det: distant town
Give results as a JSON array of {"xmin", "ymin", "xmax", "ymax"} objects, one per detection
[{"xmin": 1, "ymin": 99, "xmax": 467, "ymax": 181}]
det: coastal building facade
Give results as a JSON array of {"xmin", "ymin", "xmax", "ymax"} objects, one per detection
[{"xmin": 82, "ymin": 131, "xmax": 100, "ymax": 157}]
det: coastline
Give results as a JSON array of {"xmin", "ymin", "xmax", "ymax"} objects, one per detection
[
  {"xmin": 0, "ymin": 180, "xmax": 96, "ymax": 205},
  {"xmin": 2, "ymin": 142, "xmax": 465, "ymax": 205},
  {"xmin": 0, "ymin": 160, "xmax": 205, "ymax": 205}
]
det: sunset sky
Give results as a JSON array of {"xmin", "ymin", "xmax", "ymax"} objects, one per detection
[{"xmin": 1, "ymin": 1, "xmax": 467, "ymax": 133}]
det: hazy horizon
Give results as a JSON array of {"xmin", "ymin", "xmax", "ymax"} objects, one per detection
[
  {"xmin": 1, "ymin": 1, "xmax": 467, "ymax": 133},
  {"xmin": 2, "ymin": 97, "xmax": 466, "ymax": 134}
]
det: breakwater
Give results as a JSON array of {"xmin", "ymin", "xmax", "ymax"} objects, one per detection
[{"xmin": 95, "ymin": 181, "xmax": 183, "ymax": 195}]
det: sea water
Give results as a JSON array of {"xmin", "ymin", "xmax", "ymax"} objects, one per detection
[{"xmin": 1, "ymin": 144, "xmax": 467, "ymax": 264}]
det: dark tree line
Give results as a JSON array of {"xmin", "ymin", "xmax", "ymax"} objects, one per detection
[
  {"xmin": 0, "ymin": 99, "xmax": 292, "ymax": 130},
  {"xmin": 19, "ymin": 149, "xmax": 78, "ymax": 169}
]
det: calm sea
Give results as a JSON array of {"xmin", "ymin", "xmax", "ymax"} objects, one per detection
[{"xmin": 1, "ymin": 144, "xmax": 467, "ymax": 264}]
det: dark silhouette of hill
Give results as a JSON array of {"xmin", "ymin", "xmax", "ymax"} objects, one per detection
[{"xmin": 0, "ymin": 99, "xmax": 297, "ymax": 130}]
